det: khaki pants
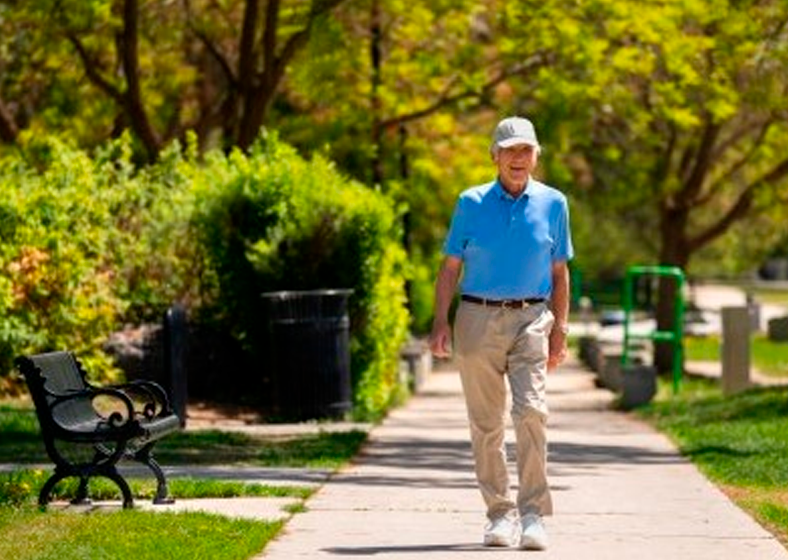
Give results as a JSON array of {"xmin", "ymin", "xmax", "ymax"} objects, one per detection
[{"xmin": 454, "ymin": 301, "xmax": 554, "ymax": 521}]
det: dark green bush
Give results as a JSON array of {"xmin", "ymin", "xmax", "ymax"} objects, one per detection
[{"xmin": 192, "ymin": 136, "xmax": 410, "ymax": 419}]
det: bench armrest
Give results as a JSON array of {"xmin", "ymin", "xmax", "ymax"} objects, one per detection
[
  {"xmin": 50, "ymin": 387, "xmax": 137, "ymax": 431},
  {"xmin": 112, "ymin": 380, "xmax": 173, "ymax": 419}
]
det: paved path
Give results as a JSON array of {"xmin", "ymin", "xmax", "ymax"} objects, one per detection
[
  {"xmin": 8, "ymin": 356, "xmax": 786, "ymax": 558},
  {"xmin": 691, "ymin": 282, "xmax": 787, "ymax": 331},
  {"xmin": 258, "ymin": 359, "xmax": 787, "ymax": 559}
]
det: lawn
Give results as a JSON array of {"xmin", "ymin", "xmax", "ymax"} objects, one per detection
[
  {"xmin": 684, "ymin": 334, "xmax": 788, "ymax": 378},
  {"xmin": 0, "ymin": 469, "xmax": 311, "ymax": 560},
  {"xmin": 0, "ymin": 401, "xmax": 368, "ymax": 560},
  {"xmin": 639, "ymin": 377, "xmax": 788, "ymax": 546},
  {"xmin": 0, "ymin": 505, "xmax": 284, "ymax": 560},
  {"xmin": 0, "ymin": 401, "xmax": 367, "ymax": 468},
  {"xmin": 750, "ymin": 286, "xmax": 788, "ymax": 307}
]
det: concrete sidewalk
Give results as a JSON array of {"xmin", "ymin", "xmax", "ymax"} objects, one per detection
[{"xmin": 258, "ymin": 358, "xmax": 788, "ymax": 559}]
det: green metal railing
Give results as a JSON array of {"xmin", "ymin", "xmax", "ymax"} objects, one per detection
[{"xmin": 621, "ymin": 265, "xmax": 685, "ymax": 394}]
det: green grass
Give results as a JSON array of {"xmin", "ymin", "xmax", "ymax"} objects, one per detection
[
  {"xmin": 156, "ymin": 429, "xmax": 367, "ymax": 468},
  {"xmin": 0, "ymin": 506, "xmax": 283, "ymax": 560},
  {"xmin": 0, "ymin": 402, "xmax": 368, "ymax": 468},
  {"xmin": 639, "ymin": 377, "xmax": 788, "ymax": 544},
  {"xmin": 1, "ymin": 468, "xmax": 313, "ymax": 506},
  {"xmin": 684, "ymin": 334, "xmax": 788, "ymax": 377},
  {"xmin": 750, "ymin": 287, "xmax": 788, "ymax": 306},
  {"xmin": 0, "ymin": 400, "xmax": 368, "ymax": 559},
  {"xmin": 0, "ymin": 469, "xmax": 310, "ymax": 559},
  {"xmin": 683, "ymin": 336, "xmax": 721, "ymax": 361}
]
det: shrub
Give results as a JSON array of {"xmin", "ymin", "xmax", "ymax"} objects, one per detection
[
  {"xmin": 0, "ymin": 132, "xmax": 410, "ymax": 419},
  {"xmin": 192, "ymin": 136, "xmax": 410, "ymax": 419},
  {"xmin": 0, "ymin": 134, "xmax": 129, "ymax": 380},
  {"xmin": 0, "ymin": 133, "xmax": 202, "ymax": 385}
]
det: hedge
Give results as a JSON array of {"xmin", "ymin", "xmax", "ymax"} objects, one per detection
[
  {"xmin": 191, "ymin": 136, "xmax": 410, "ymax": 418},
  {"xmin": 0, "ymin": 133, "xmax": 410, "ymax": 419}
]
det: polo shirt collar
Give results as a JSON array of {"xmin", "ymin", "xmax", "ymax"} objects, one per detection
[{"xmin": 494, "ymin": 177, "xmax": 533, "ymax": 201}]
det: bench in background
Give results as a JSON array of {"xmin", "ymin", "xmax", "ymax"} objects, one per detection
[{"xmin": 15, "ymin": 351, "xmax": 182, "ymax": 508}]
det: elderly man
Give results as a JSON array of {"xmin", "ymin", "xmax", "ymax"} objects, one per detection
[{"xmin": 429, "ymin": 116, "xmax": 574, "ymax": 550}]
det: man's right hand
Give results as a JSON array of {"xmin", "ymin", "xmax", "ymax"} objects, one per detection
[
  {"xmin": 429, "ymin": 256, "xmax": 462, "ymax": 359},
  {"xmin": 429, "ymin": 322, "xmax": 453, "ymax": 358}
]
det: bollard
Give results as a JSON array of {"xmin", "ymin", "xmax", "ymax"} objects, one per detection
[
  {"xmin": 746, "ymin": 292, "xmax": 761, "ymax": 332},
  {"xmin": 721, "ymin": 306, "xmax": 750, "ymax": 396},
  {"xmin": 601, "ymin": 354, "xmax": 623, "ymax": 392},
  {"xmin": 620, "ymin": 364, "xmax": 657, "ymax": 410},
  {"xmin": 163, "ymin": 304, "xmax": 188, "ymax": 427}
]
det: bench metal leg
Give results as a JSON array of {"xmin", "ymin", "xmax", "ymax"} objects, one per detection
[
  {"xmin": 132, "ymin": 445, "xmax": 174, "ymax": 504},
  {"xmin": 103, "ymin": 468, "xmax": 135, "ymax": 509},
  {"xmin": 38, "ymin": 469, "xmax": 135, "ymax": 509},
  {"xmin": 149, "ymin": 457, "xmax": 175, "ymax": 505},
  {"xmin": 38, "ymin": 470, "xmax": 69, "ymax": 508},
  {"xmin": 71, "ymin": 477, "xmax": 91, "ymax": 505}
]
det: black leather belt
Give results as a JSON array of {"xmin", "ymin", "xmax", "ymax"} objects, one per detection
[{"xmin": 461, "ymin": 294, "xmax": 545, "ymax": 309}]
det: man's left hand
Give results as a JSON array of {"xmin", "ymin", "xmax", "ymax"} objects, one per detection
[{"xmin": 547, "ymin": 329, "xmax": 568, "ymax": 371}]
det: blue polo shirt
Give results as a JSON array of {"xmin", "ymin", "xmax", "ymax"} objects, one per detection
[{"xmin": 443, "ymin": 178, "xmax": 573, "ymax": 300}]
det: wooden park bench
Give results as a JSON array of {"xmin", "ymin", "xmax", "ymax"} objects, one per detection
[{"xmin": 14, "ymin": 351, "xmax": 182, "ymax": 508}]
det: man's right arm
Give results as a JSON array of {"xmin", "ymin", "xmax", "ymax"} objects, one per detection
[{"xmin": 429, "ymin": 256, "xmax": 463, "ymax": 358}]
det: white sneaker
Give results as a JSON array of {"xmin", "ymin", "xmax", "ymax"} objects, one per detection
[
  {"xmin": 483, "ymin": 514, "xmax": 519, "ymax": 547},
  {"xmin": 520, "ymin": 513, "xmax": 548, "ymax": 550}
]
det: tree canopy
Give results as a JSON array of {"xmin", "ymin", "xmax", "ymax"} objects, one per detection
[{"xmin": 2, "ymin": 0, "xmax": 788, "ymax": 284}]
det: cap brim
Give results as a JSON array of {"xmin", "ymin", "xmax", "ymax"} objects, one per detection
[{"xmin": 496, "ymin": 137, "xmax": 539, "ymax": 149}]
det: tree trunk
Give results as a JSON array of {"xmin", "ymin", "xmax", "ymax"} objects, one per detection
[
  {"xmin": 370, "ymin": 0, "xmax": 384, "ymax": 185},
  {"xmin": 237, "ymin": 82, "xmax": 276, "ymax": 150},
  {"xmin": 120, "ymin": 0, "xmax": 161, "ymax": 159},
  {"xmin": 0, "ymin": 96, "xmax": 18, "ymax": 143},
  {"xmin": 655, "ymin": 206, "xmax": 691, "ymax": 374}
]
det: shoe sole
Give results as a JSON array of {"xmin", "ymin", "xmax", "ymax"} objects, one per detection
[
  {"xmin": 520, "ymin": 536, "xmax": 548, "ymax": 550},
  {"xmin": 484, "ymin": 530, "xmax": 519, "ymax": 547},
  {"xmin": 484, "ymin": 536, "xmax": 516, "ymax": 547}
]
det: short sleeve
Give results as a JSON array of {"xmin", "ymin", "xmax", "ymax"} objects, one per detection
[
  {"xmin": 442, "ymin": 198, "xmax": 467, "ymax": 258},
  {"xmin": 552, "ymin": 196, "xmax": 574, "ymax": 262}
]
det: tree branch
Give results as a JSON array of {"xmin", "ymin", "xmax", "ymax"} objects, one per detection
[
  {"xmin": 271, "ymin": 0, "xmax": 346, "ymax": 86},
  {"xmin": 700, "ymin": 119, "xmax": 775, "ymax": 205},
  {"xmin": 689, "ymin": 155, "xmax": 788, "ymax": 251},
  {"xmin": 711, "ymin": 113, "xmax": 774, "ymax": 160},
  {"xmin": 677, "ymin": 118, "xmax": 720, "ymax": 210},
  {"xmin": 184, "ymin": 7, "xmax": 237, "ymax": 88},
  {"xmin": 378, "ymin": 57, "xmax": 547, "ymax": 129},
  {"xmin": 238, "ymin": 0, "xmax": 260, "ymax": 93},
  {"xmin": 120, "ymin": 0, "xmax": 161, "ymax": 157},
  {"xmin": 0, "ymin": 95, "xmax": 19, "ymax": 143},
  {"xmin": 688, "ymin": 189, "xmax": 753, "ymax": 252},
  {"xmin": 67, "ymin": 34, "xmax": 125, "ymax": 104},
  {"xmin": 237, "ymin": 0, "xmax": 349, "ymax": 148},
  {"xmin": 262, "ymin": 0, "xmax": 281, "ymax": 80},
  {"xmin": 652, "ymin": 121, "xmax": 677, "ymax": 187}
]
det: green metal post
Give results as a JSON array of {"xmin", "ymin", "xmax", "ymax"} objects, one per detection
[{"xmin": 620, "ymin": 265, "xmax": 686, "ymax": 394}]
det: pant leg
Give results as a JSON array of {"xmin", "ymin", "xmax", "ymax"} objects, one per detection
[
  {"xmin": 454, "ymin": 302, "xmax": 517, "ymax": 521},
  {"xmin": 507, "ymin": 305, "xmax": 554, "ymax": 516}
]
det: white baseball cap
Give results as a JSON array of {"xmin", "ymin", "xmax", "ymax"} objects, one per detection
[{"xmin": 491, "ymin": 116, "xmax": 540, "ymax": 151}]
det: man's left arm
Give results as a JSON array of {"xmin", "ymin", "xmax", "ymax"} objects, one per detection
[{"xmin": 547, "ymin": 260, "xmax": 570, "ymax": 370}]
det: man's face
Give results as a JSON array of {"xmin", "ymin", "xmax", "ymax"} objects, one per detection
[{"xmin": 495, "ymin": 144, "xmax": 538, "ymax": 192}]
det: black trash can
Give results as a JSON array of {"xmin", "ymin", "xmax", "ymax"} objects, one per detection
[{"xmin": 261, "ymin": 289, "xmax": 353, "ymax": 421}]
